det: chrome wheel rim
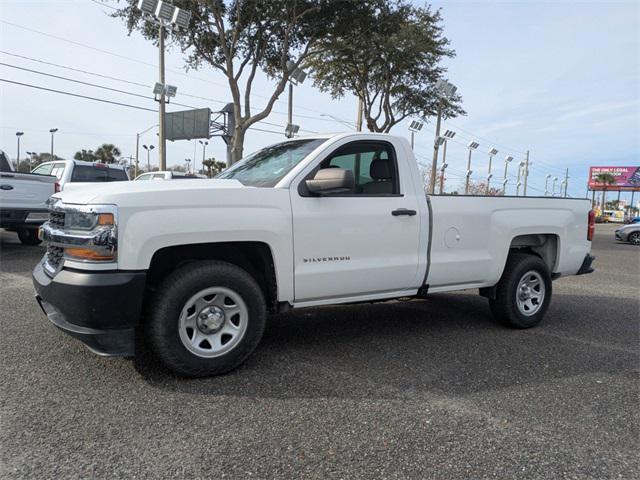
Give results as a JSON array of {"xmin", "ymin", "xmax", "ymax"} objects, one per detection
[
  {"xmin": 516, "ymin": 270, "xmax": 545, "ymax": 316},
  {"xmin": 178, "ymin": 287, "xmax": 248, "ymax": 358},
  {"xmin": 630, "ymin": 233, "xmax": 640, "ymax": 245}
]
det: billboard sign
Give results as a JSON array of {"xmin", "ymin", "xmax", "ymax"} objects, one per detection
[
  {"xmin": 165, "ymin": 108, "xmax": 211, "ymax": 141},
  {"xmin": 588, "ymin": 166, "xmax": 640, "ymax": 190}
]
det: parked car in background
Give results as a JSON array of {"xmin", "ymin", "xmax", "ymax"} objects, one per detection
[
  {"xmin": 0, "ymin": 149, "xmax": 58, "ymax": 245},
  {"xmin": 134, "ymin": 171, "xmax": 207, "ymax": 180},
  {"xmin": 626, "ymin": 216, "xmax": 640, "ymax": 224},
  {"xmin": 32, "ymin": 160, "xmax": 129, "ymax": 190},
  {"xmin": 614, "ymin": 223, "xmax": 640, "ymax": 246}
]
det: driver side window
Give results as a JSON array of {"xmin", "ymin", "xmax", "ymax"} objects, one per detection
[{"xmin": 319, "ymin": 141, "xmax": 399, "ymax": 195}]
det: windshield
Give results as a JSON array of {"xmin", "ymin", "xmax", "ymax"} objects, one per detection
[{"xmin": 216, "ymin": 139, "xmax": 325, "ymax": 187}]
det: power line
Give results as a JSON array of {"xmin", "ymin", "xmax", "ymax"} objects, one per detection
[{"xmin": 0, "ymin": 77, "xmax": 158, "ymax": 112}]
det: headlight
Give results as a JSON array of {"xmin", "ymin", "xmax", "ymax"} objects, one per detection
[
  {"xmin": 42, "ymin": 203, "xmax": 118, "ymax": 264},
  {"xmin": 64, "ymin": 211, "xmax": 114, "ymax": 231}
]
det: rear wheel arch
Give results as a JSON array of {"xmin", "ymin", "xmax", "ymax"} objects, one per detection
[{"xmin": 507, "ymin": 233, "xmax": 559, "ymax": 273}]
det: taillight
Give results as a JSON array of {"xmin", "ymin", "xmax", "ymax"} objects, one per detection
[
  {"xmin": 587, "ymin": 210, "xmax": 595, "ymax": 241},
  {"xmin": 54, "ymin": 182, "xmax": 60, "ymax": 193}
]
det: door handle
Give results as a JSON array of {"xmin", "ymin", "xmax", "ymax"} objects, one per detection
[{"xmin": 391, "ymin": 208, "xmax": 416, "ymax": 216}]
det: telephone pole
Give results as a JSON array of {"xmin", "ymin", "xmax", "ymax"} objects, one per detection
[
  {"xmin": 356, "ymin": 98, "xmax": 363, "ymax": 132},
  {"xmin": 563, "ymin": 168, "xmax": 569, "ymax": 197},
  {"xmin": 158, "ymin": 25, "xmax": 166, "ymax": 170}
]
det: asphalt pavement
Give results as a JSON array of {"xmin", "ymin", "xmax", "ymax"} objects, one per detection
[{"xmin": 1, "ymin": 224, "xmax": 638, "ymax": 479}]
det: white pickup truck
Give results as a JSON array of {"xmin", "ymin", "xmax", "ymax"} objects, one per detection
[{"xmin": 33, "ymin": 133, "xmax": 595, "ymax": 377}]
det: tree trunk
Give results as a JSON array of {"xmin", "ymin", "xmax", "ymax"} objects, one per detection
[{"xmin": 230, "ymin": 126, "xmax": 246, "ymax": 165}]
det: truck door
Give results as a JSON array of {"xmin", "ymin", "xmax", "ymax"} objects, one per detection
[{"xmin": 290, "ymin": 140, "xmax": 422, "ymax": 303}]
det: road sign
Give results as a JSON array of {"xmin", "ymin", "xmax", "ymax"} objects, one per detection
[{"xmin": 165, "ymin": 108, "xmax": 211, "ymax": 141}]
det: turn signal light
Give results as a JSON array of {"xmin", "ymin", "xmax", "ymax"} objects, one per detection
[
  {"xmin": 64, "ymin": 247, "xmax": 114, "ymax": 261},
  {"xmin": 97, "ymin": 213, "xmax": 115, "ymax": 225}
]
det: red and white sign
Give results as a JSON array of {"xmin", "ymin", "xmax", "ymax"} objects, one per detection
[{"xmin": 588, "ymin": 166, "xmax": 640, "ymax": 190}]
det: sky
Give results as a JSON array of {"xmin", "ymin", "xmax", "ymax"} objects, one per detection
[{"xmin": 0, "ymin": 0, "xmax": 638, "ymax": 201}]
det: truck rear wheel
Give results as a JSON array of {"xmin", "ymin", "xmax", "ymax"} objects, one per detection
[
  {"xmin": 145, "ymin": 261, "xmax": 267, "ymax": 377},
  {"xmin": 17, "ymin": 228, "xmax": 42, "ymax": 246},
  {"xmin": 489, "ymin": 253, "xmax": 552, "ymax": 329}
]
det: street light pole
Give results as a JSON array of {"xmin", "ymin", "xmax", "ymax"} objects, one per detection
[
  {"xmin": 199, "ymin": 140, "xmax": 208, "ymax": 175},
  {"xmin": 563, "ymin": 168, "xmax": 569, "ymax": 197},
  {"xmin": 544, "ymin": 174, "xmax": 552, "ymax": 196},
  {"xmin": 49, "ymin": 128, "xmax": 58, "ymax": 159},
  {"xmin": 502, "ymin": 156, "xmax": 513, "ymax": 195},
  {"xmin": 552, "ymin": 177, "xmax": 558, "ymax": 197},
  {"xmin": 429, "ymin": 99, "xmax": 443, "ymax": 194},
  {"xmin": 465, "ymin": 141, "xmax": 479, "ymax": 195},
  {"xmin": 486, "ymin": 148, "xmax": 498, "ymax": 195},
  {"xmin": 516, "ymin": 161, "xmax": 525, "ymax": 196},
  {"xmin": 523, "ymin": 150, "xmax": 530, "ymax": 196},
  {"xmin": 15, "ymin": 131, "xmax": 23, "ymax": 170},
  {"xmin": 143, "ymin": 144, "xmax": 155, "ymax": 171}
]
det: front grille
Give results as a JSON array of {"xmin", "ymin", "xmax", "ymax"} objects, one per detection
[
  {"xmin": 46, "ymin": 244, "xmax": 64, "ymax": 269},
  {"xmin": 49, "ymin": 210, "xmax": 65, "ymax": 229}
]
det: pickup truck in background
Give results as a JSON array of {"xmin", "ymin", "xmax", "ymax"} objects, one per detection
[
  {"xmin": 32, "ymin": 133, "xmax": 595, "ymax": 377},
  {"xmin": 31, "ymin": 159, "xmax": 129, "ymax": 189},
  {"xmin": 0, "ymin": 150, "xmax": 58, "ymax": 245}
]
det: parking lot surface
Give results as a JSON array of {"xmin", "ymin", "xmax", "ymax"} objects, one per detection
[{"xmin": 1, "ymin": 224, "xmax": 638, "ymax": 479}]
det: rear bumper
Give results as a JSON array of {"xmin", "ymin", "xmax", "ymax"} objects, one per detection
[
  {"xmin": 0, "ymin": 208, "xmax": 48, "ymax": 229},
  {"xmin": 576, "ymin": 254, "xmax": 595, "ymax": 276},
  {"xmin": 32, "ymin": 261, "xmax": 146, "ymax": 356}
]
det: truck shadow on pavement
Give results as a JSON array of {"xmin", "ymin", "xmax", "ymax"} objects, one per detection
[{"xmin": 134, "ymin": 292, "xmax": 639, "ymax": 399}]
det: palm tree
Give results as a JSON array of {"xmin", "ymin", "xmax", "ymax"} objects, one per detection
[
  {"xmin": 93, "ymin": 144, "xmax": 122, "ymax": 164},
  {"xmin": 595, "ymin": 172, "xmax": 616, "ymax": 212},
  {"xmin": 202, "ymin": 158, "xmax": 227, "ymax": 178}
]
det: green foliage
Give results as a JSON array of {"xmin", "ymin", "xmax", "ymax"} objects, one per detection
[
  {"xmin": 308, "ymin": 0, "xmax": 464, "ymax": 132},
  {"xmin": 202, "ymin": 158, "xmax": 227, "ymax": 178},
  {"xmin": 595, "ymin": 172, "xmax": 616, "ymax": 187},
  {"xmin": 74, "ymin": 144, "xmax": 121, "ymax": 163}
]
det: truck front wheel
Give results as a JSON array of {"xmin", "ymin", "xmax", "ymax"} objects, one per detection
[
  {"xmin": 17, "ymin": 228, "xmax": 42, "ymax": 246},
  {"xmin": 145, "ymin": 261, "xmax": 267, "ymax": 377},
  {"xmin": 489, "ymin": 253, "xmax": 552, "ymax": 329}
]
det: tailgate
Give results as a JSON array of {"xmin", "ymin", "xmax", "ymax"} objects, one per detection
[{"xmin": 0, "ymin": 173, "xmax": 57, "ymax": 210}]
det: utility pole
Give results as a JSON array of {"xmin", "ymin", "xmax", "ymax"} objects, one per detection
[
  {"xmin": 523, "ymin": 150, "xmax": 530, "ymax": 196},
  {"xmin": 158, "ymin": 25, "xmax": 166, "ymax": 171},
  {"xmin": 563, "ymin": 168, "xmax": 569, "ymax": 197},
  {"xmin": 410, "ymin": 131, "xmax": 414, "ymax": 149},
  {"xmin": 429, "ymin": 99, "xmax": 443, "ymax": 194},
  {"xmin": 286, "ymin": 82, "xmax": 293, "ymax": 138},
  {"xmin": 199, "ymin": 140, "xmax": 208, "ymax": 175}
]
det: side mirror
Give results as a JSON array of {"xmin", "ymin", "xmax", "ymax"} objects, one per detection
[{"xmin": 305, "ymin": 168, "xmax": 355, "ymax": 194}]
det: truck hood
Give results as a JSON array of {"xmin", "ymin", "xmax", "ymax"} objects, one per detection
[{"xmin": 55, "ymin": 179, "xmax": 245, "ymax": 206}]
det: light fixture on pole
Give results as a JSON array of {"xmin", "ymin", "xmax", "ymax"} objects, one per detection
[
  {"xmin": 516, "ymin": 161, "xmax": 526, "ymax": 196},
  {"xmin": 185, "ymin": 158, "xmax": 191, "ymax": 174},
  {"xmin": 408, "ymin": 119, "xmax": 424, "ymax": 150},
  {"xmin": 142, "ymin": 144, "xmax": 155, "ymax": 171},
  {"xmin": 49, "ymin": 128, "xmax": 58, "ymax": 159},
  {"xmin": 429, "ymin": 79, "xmax": 458, "ymax": 194},
  {"xmin": 284, "ymin": 123, "xmax": 300, "ymax": 138},
  {"xmin": 485, "ymin": 148, "xmax": 498, "ymax": 194},
  {"xmin": 285, "ymin": 60, "xmax": 307, "ymax": 138},
  {"xmin": 15, "ymin": 131, "xmax": 24, "ymax": 169},
  {"xmin": 465, "ymin": 141, "xmax": 479, "ymax": 195},
  {"xmin": 544, "ymin": 174, "xmax": 552, "ymax": 196},
  {"xmin": 136, "ymin": 0, "xmax": 192, "ymax": 171},
  {"xmin": 198, "ymin": 140, "xmax": 208, "ymax": 175},
  {"xmin": 502, "ymin": 156, "xmax": 513, "ymax": 195}
]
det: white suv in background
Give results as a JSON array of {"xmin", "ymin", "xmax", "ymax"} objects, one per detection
[
  {"xmin": 32, "ymin": 160, "xmax": 129, "ymax": 190},
  {"xmin": 134, "ymin": 171, "xmax": 207, "ymax": 181}
]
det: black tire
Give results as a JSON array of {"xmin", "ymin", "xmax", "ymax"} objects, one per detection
[
  {"xmin": 144, "ymin": 261, "xmax": 267, "ymax": 377},
  {"xmin": 489, "ymin": 253, "xmax": 552, "ymax": 329},
  {"xmin": 629, "ymin": 232, "xmax": 640, "ymax": 246},
  {"xmin": 17, "ymin": 228, "xmax": 42, "ymax": 246}
]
